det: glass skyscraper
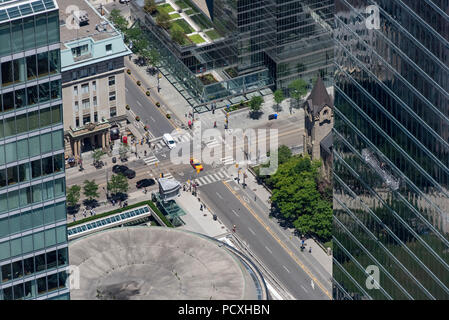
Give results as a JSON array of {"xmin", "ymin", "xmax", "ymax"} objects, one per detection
[
  {"xmin": 0, "ymin": 0, "xmax": 69, "ymax": 300},
  {"xmin": 333, "ymin": 0, "xmax": 449, "ymax": 299}
]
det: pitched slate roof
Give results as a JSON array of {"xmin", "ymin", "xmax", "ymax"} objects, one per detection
[
  {"xmin": 304, "ymin": 77, "xmax": 332, "ymax": 117},
  {"xmin": 320, "ymin": 131, "xmax": 333, "ymax": 155}
]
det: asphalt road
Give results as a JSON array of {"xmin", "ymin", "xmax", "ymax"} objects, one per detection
[
  {"xmin": 125, "ymin": 76, "xmax": 176, "ymax": 139},
  {"xmin": 198, "ymin": 180, "xmax": 329, "ymax": 300}
]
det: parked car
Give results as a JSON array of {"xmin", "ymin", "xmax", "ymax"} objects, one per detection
[
  {"xmin": 136, "ymin": 179, "xmax": 155, "ymax": 188},
  {"xmin": 123, "ymin": 169, "xmax": 136, "ymax": 179},
  {"xmin": 112, "ymin": 165, "xmax": 128, "ymax": 174}
]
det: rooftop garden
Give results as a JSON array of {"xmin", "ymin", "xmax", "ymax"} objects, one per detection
[
  {"xmin": 157, "ymin": 3, "xmax": 175, "ymax": 14},
  {"xmin": 172, "ymin": 18, "xmax": 194, "ymax": 34},
  {"xmin": 198, "ymin": 73, "xmax": 218, "ymax": 85},
  {"xmin": 169, "ymin": 13, "xmax": 181, "ymax": 19},
  {"xmin": 205, "ymin": 29, "xmax": 221, "ymax": 40},
  {"xmin": 190, "ymin": 13, "xmax": 213, "ymax": 30},
  {"xmin": 188, "ymin": 34, "xmax": 206, "ymax": 44}
]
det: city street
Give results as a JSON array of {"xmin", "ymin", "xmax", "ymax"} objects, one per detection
[{"xmin": 198, "ymin": 180, "xmax": 330, "ymax": 300}]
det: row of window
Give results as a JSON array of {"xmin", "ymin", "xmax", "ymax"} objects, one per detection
[
  {"xmin": 0, "ymin": 153, "xmax": 64, "ymax": 189},
  {"xmin": 0, "ymin": 104, "xmax": 61, "ymax": 139},
  {"xmin": 0, "ymin": 11, "xmax": 60, "ymax": 58},
  {"xmin": 0, "ymin": 129, "xmax": 63, "ymax": 166},
  {"xmin": 70, "ymin": 61, "xmax": 115, "ymax": 81},
  {"xmin": 0, "ymin": 202, "xmax": 66, "ymax": 239},
  {"xmin": 0, "ymin": 270, "xmax": 68, "ymax": 300},
  {"xmin": 0, "ymin": 224, "xmax": 67, "ymax": 261},
  {"xmin": 73, "ymin": 76, "xmax": 115, "ymax": 96},
  {"xmin": 0, "ymin": 177, "xmax": 65, "ymax": 214},
  {"xmin": 1, "ymin": 248, "xmax": 67, "ymax": 284},
  {"xmin": 0, "ymin": 79, "xmax": 61, "ymax": 114},
  {"xmin": 0, "ymin": 50, "xmax": 60, "ymax": 88}
]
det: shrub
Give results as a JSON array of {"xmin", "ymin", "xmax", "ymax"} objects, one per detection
[
  {"xmin": 136, "ymin": 80, "xmax": 141, "ymax": 86},
  {"xmin": 166, "ymin": 114, "xmax": 171, "ymax": 119},
  {"xmin": 125, "ymin": 105, "xmax": 130, "ymax": 110},
  {"xmin": 135, "ymin": 116, "xmax": 140, "ymax": 121},
  {"xmin": 146, "ymin": 91, "xmax": 150, "ymax": 96},
  {"xmin": 127, "ymin": 69, "xmax": 131, "ymax": 74},
  {"xmin": 155, "ymin": 102, "xmax": 161, "ymax": 107}
]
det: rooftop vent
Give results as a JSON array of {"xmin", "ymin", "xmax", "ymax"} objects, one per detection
[{"xmin": 73, "ymin": 10, "xmax": 89, "ymax": 26}]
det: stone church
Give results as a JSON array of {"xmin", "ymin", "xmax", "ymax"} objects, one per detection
[{"xmin": 303, "ymin": 77, "xmax": 333, "ymax": 177}]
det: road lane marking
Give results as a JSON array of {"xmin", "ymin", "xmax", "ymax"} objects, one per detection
[
  {"xmin": 301, "ymin": 285, "xmax": 308, "ymax": 293},
  {"xmin": 232, "ymin": 210, "xmax": 239, "ymax": 217},
  {"xmin": 150, "ymin": 116, "xmax": 155, "ymax": 122},
  {"xmin": 248, "ymin": 227, "xmax": 256, "ymax": 235},
  {"xmin": 222, "ymin": 180, "xmax": 331, "ymax": 299},
  {"xmin": 265, "ymin": 246, "xmax": 272, "ymax": 254},
  {"xmin": 136, "ymin": 100, "xmax": 142, "ymax": 107},
  {"xmin": 215, "ymin": 192, "xmax": 223, "ymax": 200},
  {"xmin": 125, "ymin": 87, "xmax": 129, "ymax": 92},
  {"xmin": 283, "ymin": 265, "xmax": 290, "ymax": 273}
]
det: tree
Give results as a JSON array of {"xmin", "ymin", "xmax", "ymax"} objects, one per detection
[
  {"xmin": 273, "ymin": 89, "xmax": 284, "ymax": 112},
  {"xmin": 141, "ymin": 48, "xmax": 160, "ymax": 67},
  {"xmin": 156, "ymin": 11, "xmax": 172, "ymax": 30},
  {"xmin": 119, "ymin": 143, "xmax": 130, "ymax": 160},
  {"xmin": 83, "ymin": 180, "xmax": 99, "ymax": 201},
  {"xmin": 249, "ymin": 95, "xmax": 264, "ymax": 115},
  {"xmin": 107, "ymin": 174, "xmax": 129, "ymax": 195},
  {"xmin": 92, "ymin": 149, "xmax": 105, "ymax": 166},
  {"xmin": 288, "ymin": 78, "xmax": 308, "ymax": 109},
  {"xmin": 109, "ymin": 9, "xmax": 128, "ymax": 33},
  {"xmin": 170, "ymin": 24, "xmax": 185, "ymax": 45},
  {"xmin": 143, "ymin": 0, "xmax": 157, "ymax": 14},
  {"xmin": 66, "ymin": 185, "xmax": 81, "ymax": 208},
  {"xmin": 132, "ymin": 36, "xmax": 149, "ymax": 56}
]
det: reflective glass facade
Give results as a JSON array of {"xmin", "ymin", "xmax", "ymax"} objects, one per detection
[
  {"xmin": 0, "ymin": 0, "xmax": 69, "ymax": 300},
  {"xmin": 333, "ymin": 0, "xmax": 449, "ymax": 299}
]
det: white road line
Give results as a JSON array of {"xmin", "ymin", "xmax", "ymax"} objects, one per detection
[
  {"xmin": 203, "ymin": 175, "xmax": 214, "ymax": 183},
  {"xmin": 301, "ymin": 285, "xmax": 308, "ymax": 293},
  {"xmin": 216, "ymin": 192, "xmax": 223, "ymax": 200},
  {"xmin": 212, "ymin": 173, "xmax": 221, "ymax": 180},
  {"xmin": 217, "ymin": 171, "xmax": 225, "ymax": 179},
  {"xmin": 248, "ymin": 227, "xmax": 256, "ymax": 235},
  {"xmin": 136, "ymin": 100, "xmax": 142, "ymax": 107},
  {"xmin": 150, "ymin": 116, "xmax": 155, "ymax": 122},
  {"xmin": 232, "ymin": 209, "xmax": 239, "ymax": 217},
  {"xmin": 283, "ymin": 265, "xmax": 290, "ymax": 273},
  {"xmin": 265, "ymin": 246, "xmax": 272, "ymax": 254}
]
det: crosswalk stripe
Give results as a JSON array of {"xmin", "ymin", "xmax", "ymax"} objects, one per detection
[
  {"xmin": 143, "ymin": 156, "xmax": 159, "ymax": 165},
  {"xmin": 212, "ymin": 173, "xmax": 220, "ymax": 180}
]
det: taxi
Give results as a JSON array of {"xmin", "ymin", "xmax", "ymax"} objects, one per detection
[{"xmin": 190, "ymin": 157, "xmax": 204, "ymax": 172}]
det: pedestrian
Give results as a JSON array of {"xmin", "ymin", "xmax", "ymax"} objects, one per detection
[
  {"xmin": 200, "ymin": 204, "xmax": 203, "ymax": 211},
  {"xmin": 90, "ymin": 209, "xmax": 93, "ymax": 216},
  {"xmin": 254, "ymin": 195, "xmax": 257, "ymax": 202},
  {"xmin": 309, "ymin": 247, "xmax": 312, "ymax": 253},
  {"xmin": 73, "ymin": 216, "xmax": 76, "ymax": 222},
  {"xmin": 144, "ymin": 150, "xmax": 147, "ymax": 157},
  {"xmin": 183, "ymin": 184, "xmax": 186, "ymax": 192},
  {"xmin": 93, "ymin": 209, "xmax": 96, "ymax": 216}
]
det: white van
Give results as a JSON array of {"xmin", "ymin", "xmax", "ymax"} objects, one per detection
[{"xmin": 162, "ymin": 133, "xmax": 176, "ymax": 149}]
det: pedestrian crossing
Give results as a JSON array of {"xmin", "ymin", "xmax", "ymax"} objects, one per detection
[
  {"xmin": 221, "ymin": 156, "xmax": 235, "ymax": 165},
  {"xmin": 152, "ymin": 133, "xmax": 192, "ymax": 151},
  {"xmin": 193, "ymin": 169, "xmax": 230, "ymax": 187},
  {"xmin": 204, "ymin": 136, "xmax": 222, "ymax": 149},
  {"xmin": 160, "ymin": 172, "xmax": 173, "ymax": 179},
  {"xmin": 143, "ymin": 155, "xmax": 159, "ymax": 166}
]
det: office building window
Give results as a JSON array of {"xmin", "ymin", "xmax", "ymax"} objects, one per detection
[
  {"xmin": 82, "ymin": 99, "xmax": 90, "ymax": 110},
  {"xmin": 109, "ymin": 91, "xmax": 116, "ymax": 101},
  {"xmin": 74, "ymin": 101, "xmax": 79, "ymax": 112},
  {"xmin": 110, "ymin": 107, "xmax": 117, "ymax": 118},
  {"xmin": 94, "ymin": 112, "xmax": 98, "ymax": 123},
  {"xmin": 92, "ymin": 81, "xmax": 96, "ymax": 91},
  {"xmin": 71, "ymin": 44, "xmax": 88, "ymax": 58},
  {"xmin": 75, "ymin": 117, "xmax": 79, "ymax": 127},
  {"xmin": 108, "ymin": 76, "xmax": 115, "ymax": 86},
  {"xmin": 89, "ymin": 66, "xmax": 96, "ymax": 76},
  {"xmin": 93, "ymin": 96, "xmax": 97, "ymax": 106},
  {"xmin": 71, "ymin": 71, "xmax": 77, "ymax": 81},
  {"xmin": 73, "ymin": 86, "xmax": 78, "ymax": 96},
  {"xmin": 106, "ymin": 44, "xmax": 112, "ymax": 54},
  {"xmin": 81, "ymin": 83, "xmax": 89, "ymax": 94},
  {"xmin": 107, "ymin": 62, "xmax": 113, "ymax": 71},
  {"xmin": 79, "ymin": 69, "xmax": 88, "ymax": 78},
  {"xmin": 83, "ymin": 115, "xmax": 90, "ymax": 125}
]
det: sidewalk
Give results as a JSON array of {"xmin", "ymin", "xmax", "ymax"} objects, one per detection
[
  {"xmin": 175, "ymin": 189, "xmax": 229, "ymax": 238},
  {"xmin": 226, "ymin": 164, "xmax": 332, "ymax": 276}
]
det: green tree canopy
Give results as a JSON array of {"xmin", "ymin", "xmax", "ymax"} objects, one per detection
[
  {"xmin": 288, "ymin": 78, "xmax": 308, "ymax": 106},
  {"xmin": 119, "ymin": 143, "xmax": 130, "ymax": 160},
  {"xmin": 109, "ymin": 9, "xmax": 128, "ymax": 33},
  {"xmin": 66, "ymin": 185, "xmax": 81, "ymax": 207},
  {"xmin": 156, "ymin": 11, "xmax": 172, "ymax": 30},
  {"xmin": 92, "ymin": 149, "xmax": 105, "ymax": 164},
  {"xmin": 83, "ymin": 180, "xmax": 99, "ymax": 201},
  {"xmin": 274, "ymin": 89, "xmax": 284, "ymax": 105},
  {"xmin": 170, "ymin": 24, "xmax": 185, "ymax": 45},
  {"xmin": 249, "ymin": 95, "xmax": 264, "ymax": 113},
  {"xmin": 107, "ymin": 174, "xmax": 129, "ymax": 195},
  {"xmin": 143, "ymin": 0, "xmax": 157, "ymax": 14},
  {"xmin": 141, "ymin": 48, "xmax": 160, "ymax": 66}
]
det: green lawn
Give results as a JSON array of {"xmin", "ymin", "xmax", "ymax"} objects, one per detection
[
  {"xmin": 157, "ymin": 3, "xmax": 175, "ymax": 14},
  {"xmin": 205, "ymin": 29, "xmax": 221, "ymax": 40},
  {"xmin": 169, "ymin": 13, "xmax": 181, "ymax": 19},
  {"xmin": 190, "ymin": 13, "xmax": 213, "ymax": 30},
  {"xmin": 171, "ymin": 18, "xmax": 194, "ymax": 34},
  {"xmin": 175, "ymin": 0, "xmax": 189, "ymax": 9},
  {"xmin": 184, "ymin": 8, "xmax": 195, "ymax": 15},
  {"xmin": 188, "ymin": 34, "xmax": 206, "ymax": 44}
]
